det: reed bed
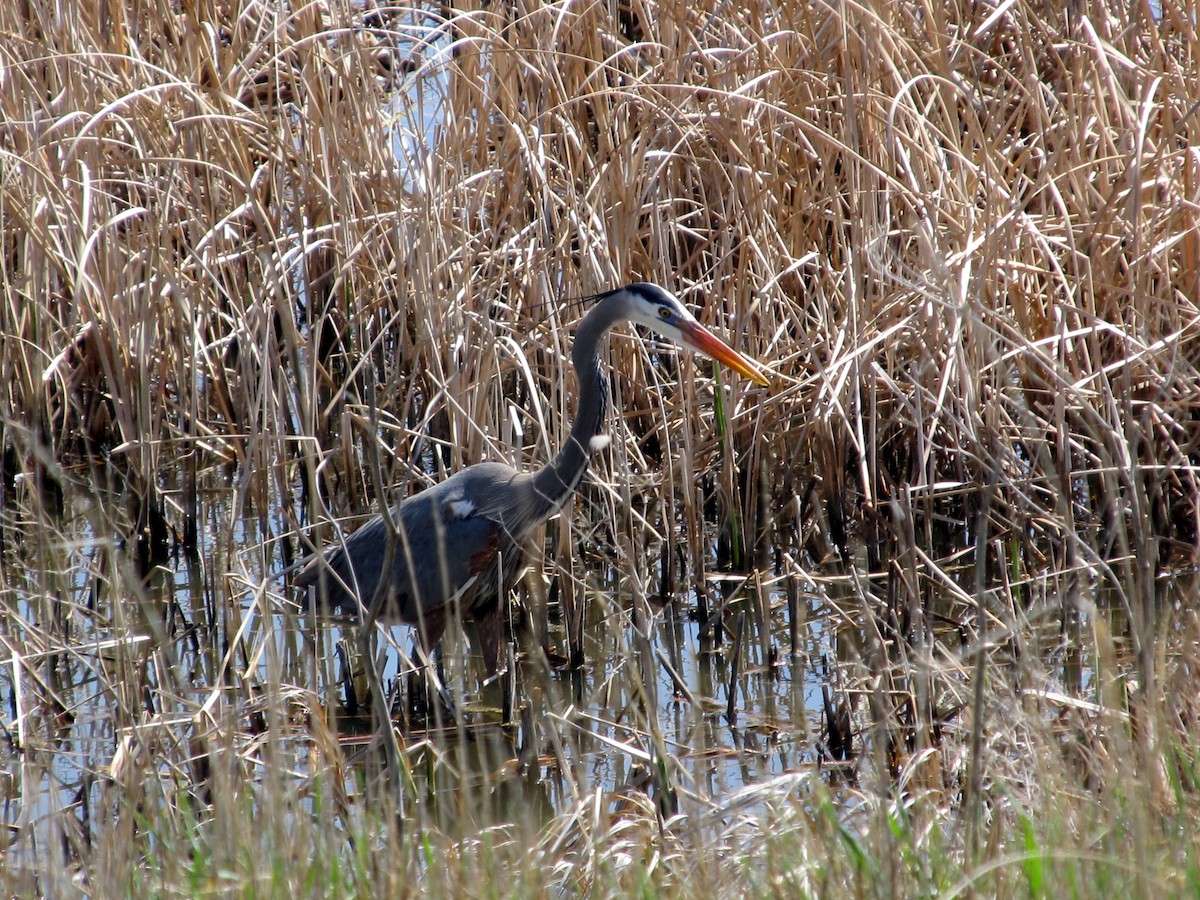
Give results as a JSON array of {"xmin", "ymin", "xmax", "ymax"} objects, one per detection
[{"xmin": 2, "ymin": 0, "xmax": 1199, "ymax": 895}]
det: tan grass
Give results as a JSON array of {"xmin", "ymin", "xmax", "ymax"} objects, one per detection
[{"xmin": 1, "ymin": 0, "xmax": 1199, "ymax": 895}]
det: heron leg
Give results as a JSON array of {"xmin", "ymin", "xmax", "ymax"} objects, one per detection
[
  {"xmin": 474, "ymin": 600, "xmax": 505, "ymax": 678},
  {"xmin": 415, "ymin": 605, "xmax": 448, "ymax": 655},
  {"xmin": 474, "ymin": 600, "xmax": 522, "ymax": 727},
  {"xmin": 405, "ymin": 606, "xmax": 455, "ymax": 726}
]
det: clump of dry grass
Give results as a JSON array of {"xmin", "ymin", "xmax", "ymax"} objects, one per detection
[{"xmin": 2, "ymin": 0, "xmax": 1199, "ymax": 895}]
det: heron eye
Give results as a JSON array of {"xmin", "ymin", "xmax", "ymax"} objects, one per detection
[{"xmin": 658, "ymin": 307, "xmax": 671, "ymax": 319}]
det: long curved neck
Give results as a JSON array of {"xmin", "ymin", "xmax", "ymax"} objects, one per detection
[{"xmin": 530, "ymin": 303, "xmax": 618, "ymax": 520}]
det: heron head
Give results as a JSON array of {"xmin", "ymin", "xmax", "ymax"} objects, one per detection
[{"xmin": 615, "ymin": 282, "xmax": 771, "ymax": 386}]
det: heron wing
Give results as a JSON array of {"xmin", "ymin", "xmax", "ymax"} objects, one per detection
[
  {"xmin": 397, "ymin": 492, "xmax": 506, "ymax": 621},
  {"xmin": 299, "ymin": 462, "xmax": 523, "ymax": 629}
]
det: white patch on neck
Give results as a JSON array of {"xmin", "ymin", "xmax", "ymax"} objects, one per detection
[
  {"xmin": 446, "ymin": 498, "xmax": 476, "ymax": 519},
  {"xmin": 589, "ymin": 434, "xmax": 612, "ymax": 453}
]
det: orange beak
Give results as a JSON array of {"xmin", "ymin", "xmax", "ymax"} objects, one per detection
[{"xmin": 680, "ymin": 322, "xmax": 771, "ymax": 386}]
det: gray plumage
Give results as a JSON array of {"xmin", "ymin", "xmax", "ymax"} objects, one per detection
[{"xmin": 295, "ymin": 282, "xmax": 769, "ymax": 673}]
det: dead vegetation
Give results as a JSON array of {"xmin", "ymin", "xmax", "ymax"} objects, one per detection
[{"xmin": 1, "ymin": 0, "xmax": 1199, "ymax": 895}]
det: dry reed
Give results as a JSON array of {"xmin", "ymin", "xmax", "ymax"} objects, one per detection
[{"xmin": 1, "ymin": 0, "xmax": 1198, "ymax": 895}]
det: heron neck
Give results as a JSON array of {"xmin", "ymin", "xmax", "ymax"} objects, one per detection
[{"xmin": 530, "ymin": 309, "xmax": 613, "ymax": 520}]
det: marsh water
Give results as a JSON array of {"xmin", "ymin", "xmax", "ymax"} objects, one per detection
[
  {"xmin": 3, "ymin": 438, "xmax": 1172, "ymax": 869},
  {"xmin": 2, "ymin": 457, "xmax": 829, "ymax": 821}
]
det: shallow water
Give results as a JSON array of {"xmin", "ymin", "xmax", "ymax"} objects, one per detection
[
  {"xmin": 0, "ymin": 453, "xmax": 845, "ymax": 849},
  {"xmin": 5, "ymin": 420, "xmax": 1197, "ymax": 882}
]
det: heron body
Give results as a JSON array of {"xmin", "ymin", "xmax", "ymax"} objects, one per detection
[{"xmin": 296, "ymin": 282, "xmax": 769, "ymax": 673}]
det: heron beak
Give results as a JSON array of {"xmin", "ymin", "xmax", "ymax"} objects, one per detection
[{"xmin": 680, "ymin": 322, "xmax": 771, "ymax": 387}]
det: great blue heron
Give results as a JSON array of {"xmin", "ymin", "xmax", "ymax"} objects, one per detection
[{"xmin": 296, "ymin": 282, "xmax": 769, "ymax": 674}]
